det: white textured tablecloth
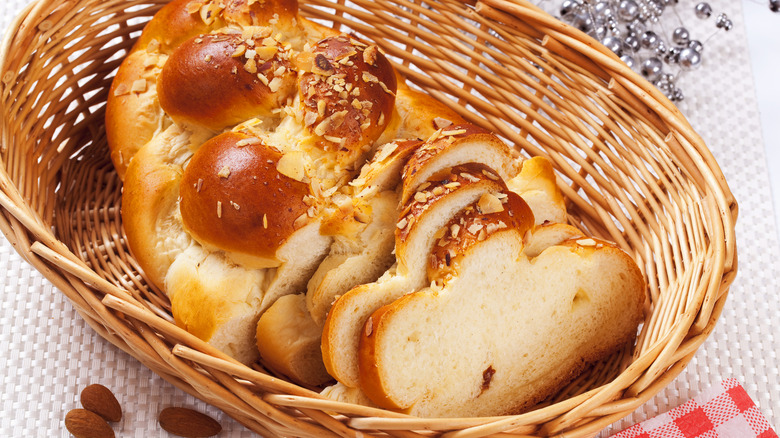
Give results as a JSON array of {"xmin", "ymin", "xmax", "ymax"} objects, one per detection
[{"xmin": 1, "ymin": 0, "xmax": 778, "ymax": 436}]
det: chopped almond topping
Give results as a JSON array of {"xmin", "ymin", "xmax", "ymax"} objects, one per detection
[
  {"xmin": 113, "ymin": 83, "xmax": 130, "ymax": 96},
  {"xmin": 293, "ymin": 213, "xmax": 308, "ymax": 230},
  {"xmin": 379, "ymin": 81, "xmax": 395, "ymax": 96},
  {"xmin": 304, "ymin": 111, "xmax": 317, "ymax": 126},
  {"xmin": 363, "ymin": 45, "xmax": 378, "ymax": 65},
  {"xmin": 276, "ymin": 151, "xmax": 305, "ymax": 181},
  {"xmin": 217, "ymin": 166, "xmax": 230, "ymax": 178},
  {"xmin": 414, "ymin": 192, "xmax": 428, "ymax": 203},
  {"xmin": 232, "ymin": 45, "xmax": 247, "ymax": 58},
  {"xmin": 263, "ymin": 214, "xmax": 268, "ymax": 229},
  {"xmin": 477, "ymin": 228, "xmax": 487, "ymax": 241},
  {"xmin": 443, "ymin": 181, "xmax": 461, "ymax": 189},
  {"xmin": 216, "ymin": 201, "xmax": 223, "ymax": 218},
  {"xmin": 257, "ymin": 73, "xmax": 269, "ymax": 86},
  {"xmin": 317, "ymin": 100, "xmax": 327, "ymax": 117},
  {"xmin": 396, "ymin": 217, "xmax": 408, "ymax": 229},
  {"xmin": 365, "ymin": 316, "xmax": 373, "ymax": 337},
  {"xmin": 460, "ymin": 172, "xmax": 480, "ymax": 183},
  {"xmin": 477, "ymin": 193, "xmax": 504, "ymax": 214},
  {"xmin": 130, "ymin": 79, "xmax": 147, "ymax": 93},
  {"xmin": 576, "ymin": 238, "xmax": 597, "ymax": 247},
  {"xmin": 255, "ymin": 45, "xmax": 278, "ymax": 60},
  {"xmin": 203, "ymin": 54, "xmax": 213, "ymax": 62},
  {"xmin": 467, "ymin": 223, "xmax": 483, "ymax": 235},
  {"xmin": 268, "ymin": 77, "xmax": 283, "ymax": 92},
  {"xmin": 244, "ymin": 59, "xmax": 257, "ymax": 73},
  {"xmin": 312, "ymin": 54, "xmax": 334, "ymax": 76},
  {"xmin": 196, "ymin": 178, "xmax": 203, "ymax": 192},
  {"xmin": 186, "ymin": 1, "xmax": 203, "ymax": 15},
  {"xmin": 231, "ymin": 201, "xmax": 240, "ymax": 210},
  {"xmin": 231, "ymin": 66, "xmax": 238, "ymax": 74},
  {"xmin": 273, "ymin": 65, "xmax": 286, "ymax": 76},
  {"xmin": 482, "ymin": 169, "xmax": 500, "ymax": 180},
  {"xmin": 450, "ymin": 223, "xmax": 461, "ymax": 238},
  {"xmin": 442, "ymin": 129, "xmax": 468, "ymax": 136},
  {"xmin": 146, "ymin": 38, "xmax": 161, "ymax": 53},
  {"xmin": 432, "ymin": 186, "xmax": 445, "ymax": 196},
  {"xmin": 433, "ymin": 117, "xmax": 453, "ymax": 129},
  {"xmin": 236, "ymin": 137, "xmax": 261, "ymax": 147},
  {"xmin": 362, "ymin": 71, "xmax": 378, "ymax": 83}
]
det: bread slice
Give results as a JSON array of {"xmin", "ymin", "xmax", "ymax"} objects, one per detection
[
  {"xmin": 322, "ymin": 166, "xmax": 506, "ymax": 387},
  {"xmin": 256, "ymin": 294, "xmax": 332, "ymax": 386},
  {"xmin": 506, "ymin": 156, "xmax": 567, "ymax": 225},
  {"xmin": 357, "ymin": 216, "xmax": 645, "ymax": 417}
]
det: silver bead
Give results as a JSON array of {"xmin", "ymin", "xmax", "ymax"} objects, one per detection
[
  {"xmin": 641, "ymin": 57, "xmax": 663, "ymax": 81},
  {"xmin": 560, "ymin": 0, "xmax": 580, "ymax": 18},
  {"xmin": 688, "ymin": 39, "xmax": 703, "ymax": 53},
  {"xmin": 672, "ymin": 27, "xmax": 690, "ymax": 46},
  {"xmin": 664, "ymin": 47, "xmax": 681, "ymax": 64},
  {"xmin": 655, "ymin": 41, "xmax": 668, "ymax": 57},
  {"xmin": 671, "ymin": 88, "xmax": 684, "ymax": 102},
  {"xmin": 695, "ymin": 2, "xmax": 712, "ymax": 19},
  {"xmin": 654, "ymin": 79, "xmax": 673, "ymax": 94},
  {"xmin": 620, "ymin": 54, "xmax": 636, "ymax": 69},
  {"xmin": 772, "ymin": 0, "xmax": 780, "ymax": 13},
  {"xmin": 627, "ymin": 19, "xmax": 646, "ymax": 35},
  {"xmin": 624, "ymin": 34, "xmax": 640, "ymax": 52},
  {"xmin": 641, "ymin": 30, "xmax": 660, "ymax": 49},
  {"xmin": 571, "ymin": 12, "xmax": 594, "ymax": 32},
  {"xmin": 590, "ymin": 25, "xmax": 608, "ymax": 40},
  {"xmin": 678, "ymin": 47, "xmax": 702, "ymax": 70},
  {"xmin": 618, "ymin": 0, "xmax": 640, "ymax": 21},
  {"xmin": 593, "ymin": 1, "xmax": 614, "ymax": 21},
  {"xmin": 602, "ymin": 36, "xmax": 623, "ymax": 56}
]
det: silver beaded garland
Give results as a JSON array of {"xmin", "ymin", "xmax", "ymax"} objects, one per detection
[
  {"xmin": 772, "ymin": 0, "xmax": 780, "ymax": 13},
  {"xmin": 548, "ymin": 0, "xmax": 738, "ymax": 105}
]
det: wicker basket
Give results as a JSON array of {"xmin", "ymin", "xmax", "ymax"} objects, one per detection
[{"xmin": 0, "ymin": 0, "xmax": 738, "ymax": 436}]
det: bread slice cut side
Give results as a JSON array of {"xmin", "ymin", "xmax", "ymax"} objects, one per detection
[{"xmin": 358, "ymin": 233, "xmax": 645, "ymax": 417}]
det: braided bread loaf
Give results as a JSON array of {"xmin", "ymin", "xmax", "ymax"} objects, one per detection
[{"xmin": 108, "ymin": 0, "xmax": 645, "ymax": 416}]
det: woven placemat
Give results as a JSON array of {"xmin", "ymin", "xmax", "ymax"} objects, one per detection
[{"xmin": 1, "ymin": 0, "xmax": 777, "ymax": 436}]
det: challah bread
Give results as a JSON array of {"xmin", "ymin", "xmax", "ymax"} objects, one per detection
[
  {"xmin": 357, "ymin": 202, "xmax": 644, "ymax": 417},
  {"xmin": 109, "ymin": 0, "xmax": 647, "ymax": 414}
]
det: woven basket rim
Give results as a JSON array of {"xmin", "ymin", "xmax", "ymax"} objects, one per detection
[{"xmin": 0, "ymin": 0, "xmax": 738, "ymax": 436}]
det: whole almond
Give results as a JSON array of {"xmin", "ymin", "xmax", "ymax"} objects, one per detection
[
  {"xmin": 80, "ymin": 384, "xmax": 122, "ymax": 422},
  {"xmin": 159, "ymin": 406, "xmax": 222, "ymax": 437},
  {"xmin": 65, "ymin": 409, "xmax": 115, "ymax": 438}
]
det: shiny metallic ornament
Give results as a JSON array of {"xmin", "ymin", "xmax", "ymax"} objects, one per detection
[
  {"xmin": 655, "ymin": 40, "xmax": 667, "ymax": 57},
  {"xmin": 695, "ymin": 2, "xmax": 712, "ymax": 19},
  {"xmin": 772, "ymin": 0, "xmax": 780, "ymax": 13},
  {"xmin": 602, "ymin": 36, "xmax": 623, "ymax": 55},
  {"xmin": 654, "ymin": 79, "xmax": 673, "ymax": 95},
  {"xmin": 641, "ymin": 30, "xmax": 660, "ymax": 49},
  {"xmin": 560, "ymin": 0, "xmax": 580, "ymax": 18},
  {"xmin": 626, "ymin": 19, "xmax": 646, "ymax": 35},
  {"xmin": 618, "ymin": 0, "xmax": 640, "ymax": 21},
  {"xmin": 641, "ymin": 57, "xmax": 663, "ymax": 81},
  {"xmin": 591, "ymin": 25, "xmax": 608, "ymax": 40},
  {"xmin": 620, "ymin": 54, "xmax": 636, "ymax": 69},
  {"xmin": 678, "ymin": 47, "xmax": 702, "ymax": 70},
  {"xmin": 671, "ymin": 88, "xmax": 684, "ymax": 102},
  {"xmin": 672, "ymin": 27, "xmax": 690, "ymax": 46},
  {"xmin": 664, "ymin": 47, "xmax": 681, "ymax": 64},
  {"xmin": 593, "ymin": 1, "xmax": 614, "ymax": 20},
  {"xmin": 624, "ymin": 34, "xmax": 640, "ymax": 52},
  {"xmin": 688, "ymin": 39, "xmax": 703, "ymax": 53},
  {"xmin": 572, "ymin": 12, "xmax": 595, "ymax": 32}
]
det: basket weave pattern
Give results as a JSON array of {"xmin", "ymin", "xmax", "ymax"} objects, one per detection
[{"xmin": 0, "ymin": 0, "xmax": 738, "ymax": 436}]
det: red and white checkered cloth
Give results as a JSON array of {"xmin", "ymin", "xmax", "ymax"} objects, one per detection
[{"xmin": 611, "ymin": 379, "xmax": 777, "ymax": 438}]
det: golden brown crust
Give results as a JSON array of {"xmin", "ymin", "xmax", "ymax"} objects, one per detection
[
  {"xmin": 179, "ymin": 132, "xmax": 312, "ymax": 265},
  {"xmin": 299, "ymin": 36, "xmax": 397, "ymax": 171},
  {"xmin": 136, "ymin": 0, "xmax": 221, "ymax": 53},
  {"xmin": 395, "ymin": 163, "xmax": 505, "ymax": 244},
  {"xmin": 105, "ymin": 50, "xmax": 164, "ymax": 180},
  {"xmin": 121, "ymin": 138, "xmax": 185, "ymax": 288},
  {"xmin": 157, "ymin": 32, "xmax": 297, "ymax": 131},
  {"xmin": 428, "ymin": 192, "xmax": 535, "ymax": 283}
]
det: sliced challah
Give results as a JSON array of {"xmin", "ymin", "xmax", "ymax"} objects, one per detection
[{"xmin": 108, "ymin": 0, "xmax": 646, "ymax": 415}]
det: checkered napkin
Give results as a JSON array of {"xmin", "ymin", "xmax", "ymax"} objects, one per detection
[{"xmin": 611, "ymin": 379, "xmax": 777, "ymax": 438}]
